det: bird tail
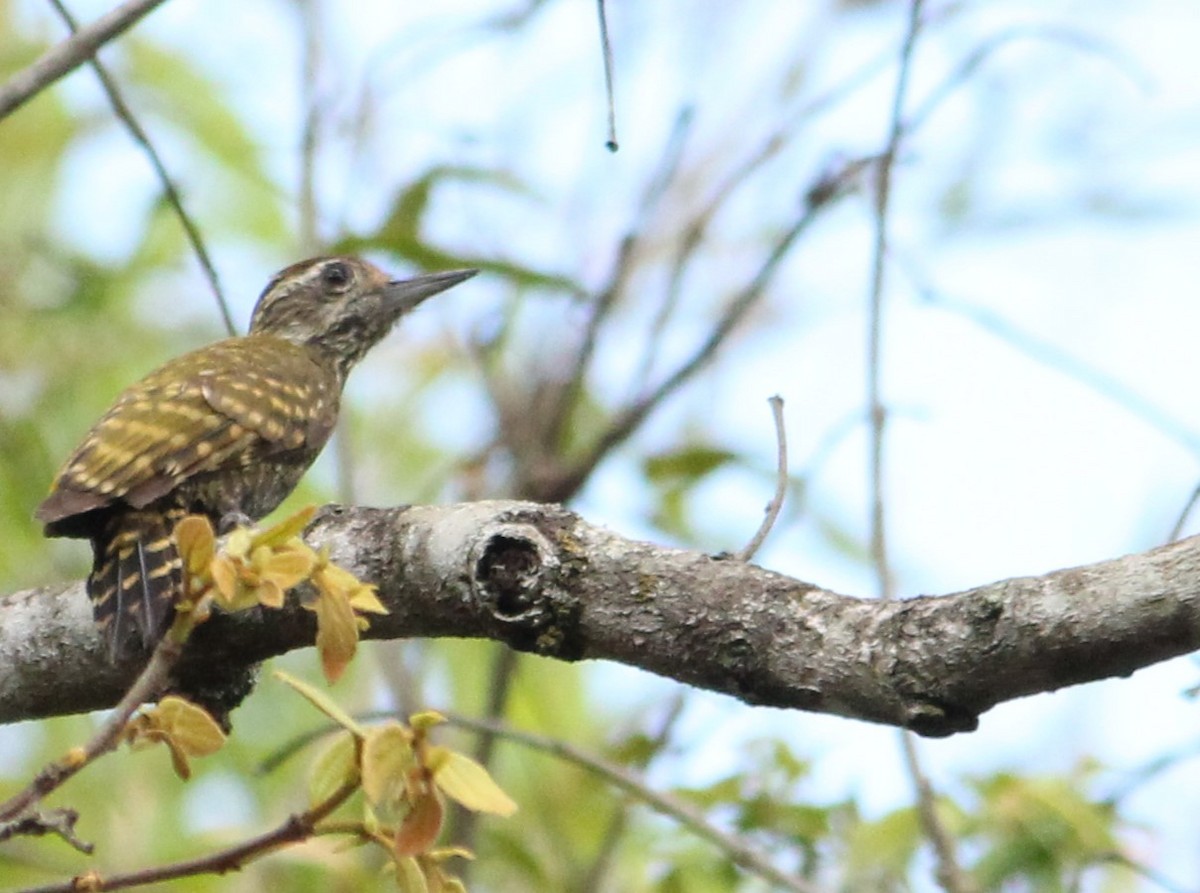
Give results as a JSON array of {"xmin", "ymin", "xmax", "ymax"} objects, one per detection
[{"xmin": 89, "ymin": 509, "xmax": 185, "ymax": 659}]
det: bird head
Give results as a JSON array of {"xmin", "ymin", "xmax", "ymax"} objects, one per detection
[{"xmin": 249, "ymin": 256, "xmax": 476, "ymax": 374}]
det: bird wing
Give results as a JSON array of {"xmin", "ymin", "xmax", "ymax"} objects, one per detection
[{"xmin": 36, "ymin": 337, "xmax": 338, "ymax": 529}]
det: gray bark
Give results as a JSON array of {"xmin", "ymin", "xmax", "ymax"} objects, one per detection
[{"xmin": 2, "ymin": 501, "xmax": 1198, "ymax": 736}]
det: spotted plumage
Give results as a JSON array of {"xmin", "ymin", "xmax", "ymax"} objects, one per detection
[{"xmin": 38, "ymin": 257, "xmax": 476, "ymax": 657}]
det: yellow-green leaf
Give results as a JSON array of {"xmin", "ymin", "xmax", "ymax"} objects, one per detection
[
  {"xmin": 394, "ymin": 855, "xmax": 429, "ymax": 893},
  {"xmin": 251, "ymin": 504, "xmax": 317, "ymax": 549},
  {"xmin": 225, "ymin": 527, "xmax": 253, "ymax": 559},
  {"xmin": 210, "ymin": 556, "xmax": 239, "ymax": 604},
  {"xmin": 431, "ymin": 750, "xmax": 517, "ymax": 817},
  {"xmin": 174, "ymin": 515, "xmax": 215, "ymax": 578},
  {"xmin": 263, "ymin": 547, "xmax": 317, "ymax": 589},
  {"xmin": 308, "ymin": 731, "xmax": 360, "ymax": 808},
  {"xmin": 315, "ymin": 563, "xmax": 357, "ymax": 598},
  {"xmin": 349, "ymin": 583, "xmax": 388, "ymax": 615},
  {"xmin": 254, "ymin": 578, "xmax": 285, "ymax": 609},
  {"xmin": 314, "ymin": 585, "xmax": 359, "ymax": 684},
  {"xmin": 409, "ymin": 711, "xmax": 446, "ymax": 733},
  {"xmin": 361, "ymin": 723, "xmax": 415, "ymax": 808},
  {"xmin": 274, "ymin": 670, "xmax": 366, "ymax": 737},
  {"xmin": 163, "ymin": 737, "xmax": 193, "ymax": 780},
  {"xmin": 155, "ymin": 696, "xmax": 226, "ymax": 757}
]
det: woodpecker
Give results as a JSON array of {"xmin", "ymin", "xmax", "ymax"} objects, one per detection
[{"xmin": 37, "ymin": 256, "xmax": 475, "ymax": 658}]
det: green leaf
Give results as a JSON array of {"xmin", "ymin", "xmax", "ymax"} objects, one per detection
[
  {"xmin": 153, "ymin": 696, "xmax": 226, "ymax": 757},
  {"xmin": 394, "ymin": 856, "xmax": 430, "ymax": 893},
  {"xmin": 274, "ymin": 670, "xmax": 366, "ymax": 737},
  {"xmin": 122, "ymin": 41, "xmax": 264, "ymax": 177},
  {"xmin": 361, "ymin": 723, "xmax": 415, "ymax": 808},
  {"xmin": 308, "ymin": 730, "xmax": 359, "ymax": 808},
  {"xmin": 250, "ymin": 505, "xmax": 317, "ymax": 548},
  {"xmin": 968, "ymin": 771, "xmax": 1119, "ymax": 888},
  {"xmin": 845, "ymin": 806, "xmax": 922, "ymax": 877},
  {"xmin": 644, "ymin": 445, "xmax": 738, "ymax": 483},
  {"xmin": 331, "ymin": 165, "xmax": 584, "ymax": 296},
  {"xmin": 430, "ymin": 748, "xmax": 517, "ymax": 817}
]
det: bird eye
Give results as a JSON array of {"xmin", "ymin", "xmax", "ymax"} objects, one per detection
[{"xmin": 321, "ymin": 261, "xmax": 353, "ymax": 291}]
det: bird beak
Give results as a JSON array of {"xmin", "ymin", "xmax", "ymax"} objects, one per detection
[{"xmin": 383, "ymin": 268, "xmax": 478, "ymax": 314}]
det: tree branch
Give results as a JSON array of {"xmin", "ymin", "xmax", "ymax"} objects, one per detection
[
  {"xmin": 3, "ymin": 502, "xmax": 1199, "ymax": 736},
  {"xmin": 46, "ymin": 0, "xmax": 235, "ymax": 337},
  {"xmin": 0, "ymin": 633, "xmax": 180, "ymax": 822},
  {"xmin": 0, "ymin": 0, "xmax": 170, "ymax": 121},
  {"xmin": 17, "ymin": 780, "xmax": 358, "ymax": 893}
]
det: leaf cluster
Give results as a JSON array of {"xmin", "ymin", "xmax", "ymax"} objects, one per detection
[{"xmin": 282, "ymin": 673, "xmax": 516, "ymax": 893}]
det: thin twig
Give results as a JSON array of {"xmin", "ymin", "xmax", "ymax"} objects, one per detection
[
  {"xmin": 595, "ymin": 0, "xmax": 618, "ymax": 151},
  {"xmin": 549, "ymin": 188, "xmax": 827, "ymax": 501},
  {"xmin": 866, "ymin": 0, "xmax": 922, "ymax": 601},
  {"xmin": 453, "ymin": 644, "xmax": 519, "ymax": 884},
  {"xmin": 867, "ymin": 4, "xmax": 971, "ymax": 893},
  {"xmin": 16, "ymin": 781, "xmax": 359, "ymax": 893},
  {"xmin": 1106, "ymin": 739, "xmax": 1200, "ymax": 805},
  {"xmin": 294, "ymin": 0, "xmax": 359, "ymax": 509},
  {"xmin": 908, "ymin": 24, "xmax": 1150, "ymax": 137},
  {"xmin": 579, "ymin": 808, "xmax": 629, "ymax": 893},
  {"xmin": 0, "ymin": 807, "xmax": 93, "ymax": 854},
  {"xmin": 899, "ymin": 731, "xmax": 976, "ymax": 893},
  {"xmin": 46, "ymin": 0, "xmax": 235, "ymax": 337},
  {"xmin": 256, "ymin": 703, "xmax": 812, "ymax": 892},
  {"xmin": 1168, "ymin": 484, "xmax": 1200, "ymax": 543},
  {"xmin": 738, "ymin": 395, "xmax": 788, "ymax": 561},
  {"xmin": 545, "ymin": 107, "xmax": 692, "ymax": 458},
  {"xmin": 0, "ymin": 636, "xmax": 182, "ymax": 823},
  {"xmin": 651, "ymin": 47, "xmax": 896, "ymax": 368},
  {"xmin": 579, "ymin": 693, "xmax": 686, "ymax": 892},
  {"xmin": 901, "ymin": 261, "xmax": 1200, "ymax": 458},
  {"xmin": 1111, "ymin": 854, "xmax": 1192, "ymax": 893},
  {"xmin": 296, "ymin": 0, "xmax": 322, "ymax": 255},
  {"xmin": 0, "ymin": 0, "xmax": 169, "ymax": 120},
  {"xmin": 443, "ymin": 712, "xmax": 819, "ymax": 893}
]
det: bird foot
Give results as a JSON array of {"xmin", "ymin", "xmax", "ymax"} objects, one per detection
[{"xmin": 217, "ymin": 511, "xmax": 254, "ymax": 535}]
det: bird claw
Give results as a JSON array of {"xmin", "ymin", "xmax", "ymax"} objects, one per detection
[{"xmin": 217, "ymin": 511, "xmax": 254, "ymax": 535}]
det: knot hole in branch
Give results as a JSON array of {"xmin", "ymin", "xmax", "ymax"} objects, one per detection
[
  {"xmin": 475, "ymin": 532, "xmax": 545, "ymax": 621},
  {"xmin": 470, "ymin": 520, "xmax": 582, "ymax": 660}
]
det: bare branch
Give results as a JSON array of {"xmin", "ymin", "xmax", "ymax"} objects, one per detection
[
  {"xmin": 595, "ymin": 0, "xmax": 618, "ymax": 151},
  {"xmin": 18, "ymin": 781, "xmax": 358, "ymax": 893},
  {"xmin": 0, "ymin": 0, "xmax": 169, "ymax": 121},
  {"xmin": 45, "ymin": 0, "xmax": 235, "ymax": 337},
  {"xmin": 4, "ymin": 503, "xmax": 1200, "ymax": 738},
  {"xmin": 900, "ymin": 730, "xmax": 976, "ymax": 893},
  {"xmin": 446, "ymin": 712, "xmax": 820, "ymax": 893},
  {"xmin": 1169, "ymin": 484, "xmax": 1200, "ymax": 543},
  {"xmin": 908, "ymin": 24, "xmax": 1151, "ymax": 138},
  {"xmin": 867, "ymin": 0, "xmax": 924, "ymax": 602},
  {"xmin": 0, "ymin": 808, "xmax": 92, "ymax": 854},
  {"xmin": 451, "ymin": 643, "xmax": 519, "ymax": 875},
  {"xmin": 545, "ymin": 187, "xmax": 824, "ymax": 501},
  {"xmin": 296, "ymin": 0, "xmax": 322, "ymax": 255},
  {"xmin": 865, "ymin": 5, "xmax": 972, "ymax": 890},
  {"xmin": 737, "ymin": 395, "xmax": 788, "ymax": 562},
  {"xmin": 0, "ymin": 634, "xmax": 181, "ymax": 823},
  {"xmin": 899, "ymin": 258, "xmax": 1200, "ymax": 459},
  {"xmin": 540, "ymin": 107, "xmax": 692, "ymax": 468}
]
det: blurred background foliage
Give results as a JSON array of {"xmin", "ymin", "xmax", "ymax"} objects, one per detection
[{"xmin": 1, "ymin": 0, "xmax": 1198, "ymax": 890}]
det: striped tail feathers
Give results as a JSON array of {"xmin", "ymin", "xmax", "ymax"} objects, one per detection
[{"xmin": 89, "ymin": 508, "xmax": 185, "ymax": 659}]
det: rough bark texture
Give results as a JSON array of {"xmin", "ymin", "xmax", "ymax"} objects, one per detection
[{"xmin": 3, "ymin": 501, "xmax": 1199, "ymax": 736}]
